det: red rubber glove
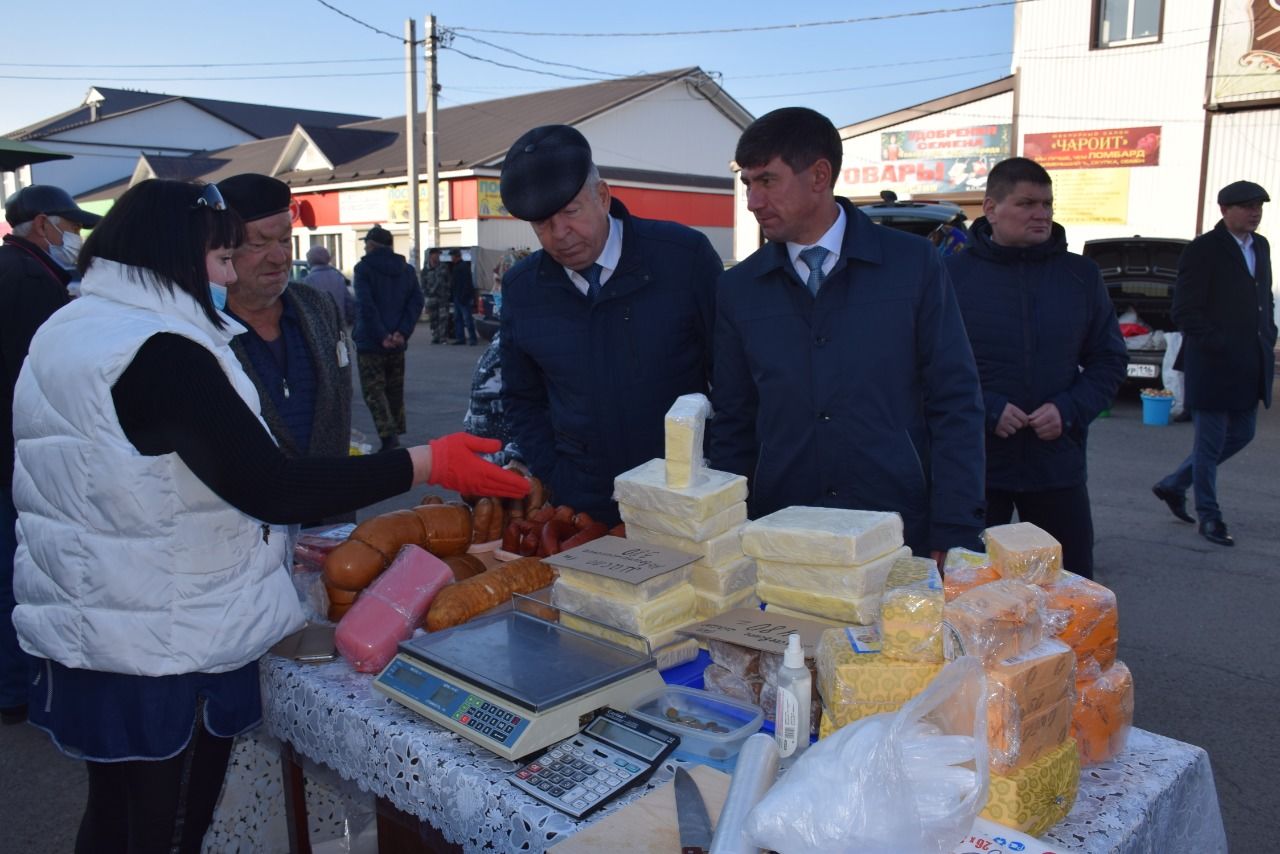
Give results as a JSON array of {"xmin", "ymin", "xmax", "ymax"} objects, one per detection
[{"xmin": 427, "ymin": 433, "xmax": 531, "ymax": 499}]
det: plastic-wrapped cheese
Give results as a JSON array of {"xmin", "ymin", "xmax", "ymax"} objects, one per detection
[
  {"xmin": 944, "ymin": 579, "xmax": 1048, "ymax": 665},
  {"xmin": 1072, "ymin": 660, "xmax": 1133, "ymax": 766},
  {"xmin": 551, "ymin": 563, "xmax": 691, "ymax": 603},
  {"xmin": 816, "ymin": 627, "xmax": 941, "ymax": 720},
  {"xmin": 551, "ymin": 578, "xmax": 696, "ymax": 635},
  {"xmin": 618, "ymin": 500, "xmax": 747, "ymax": 542},
  {"xmin": 879, "ymin": 557, "xmax": 944, "ymax": 662},
  {"xmin": 695, "ymin": 586, "xmax": 760, "ymax": 619},
  {"xmin": 664, "ymin": 393, "xmax": 711, "ymax": 487},
  {"xmin": 981, "ymin": 738, "xmax": 1080, "ymax": 836},
  {"xmin": 984, "ymin": 523, "xmax": 1063, "ymax": 585},
  {"xmin": 613, "ymin": 458, "xmax": 747, "ymax": 519},
  {"xmin": 990, "ymin": 696, "xmax": 1073, "ymax": 774},
  {"xmin": 689, "ymin": 554, "xmax": 756, "ymax": 596},
  {"xmin": 942, "ymin": 548, "xmax": 1000, "ymax": 602},
  {"xmin": 756, "ymin": 545, "xmax": 911, "ymax": 601},
  {"xmin": 1042, "ymin": 571, "xmax": 1119, "ymax": 681},
  {"xmin": 741, "ymin": 506, "xmax": 904, "ymax": 566},
  {"xmin": 654, "ymin": 637, "xmax": 700, "ymax": 670},
  {"xmin": 756, "ymin": 580, "xmax": 880, "ymax": 625},
  {"xmin": 986, "ymin": 639, "xmax": 1075, "ymax": 772},
  {"xmin": 558, "ymin": 612, "xmax": 698, "ymax": 655},
  {"xmin": 762, "ymin": 602, "xmax": 848, "ymax": 627},
  {"xmin": 627, "ymin": 524, "xmax": 744, "ymax": 568}
]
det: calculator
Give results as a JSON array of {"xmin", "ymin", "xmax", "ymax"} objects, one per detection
[{"xmin": 508, "ymin": 708, "xmax": 679, "ymax": 819}]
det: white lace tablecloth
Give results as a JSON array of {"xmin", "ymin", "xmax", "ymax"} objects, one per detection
[{"xmin": 247, "ymin": 656, "xmax": 1225, "ymax": 854}]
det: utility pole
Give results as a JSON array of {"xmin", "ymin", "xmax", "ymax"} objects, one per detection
[
  {"xmin": 425, "ymin": 14, "xmax": 441, "ymax": 250},
  {"xmin": 404, "ymin": 18, "xmax": 422, "ymax": 272}
]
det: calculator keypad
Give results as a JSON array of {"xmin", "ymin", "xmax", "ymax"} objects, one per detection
[{"xmin": 510, "ymin": 736, "xmax": 649, "ymax": 819}]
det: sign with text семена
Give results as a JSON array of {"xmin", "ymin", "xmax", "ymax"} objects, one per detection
[
  {"xmin": 837, "ymin": 123, "xmax": 1012, "ymax": 197},
  {"xmin": 1024, "ymin": 126, "xmax": 1161, "ymax": 170},
  {"xmin": 881, "ymin": 124, "xmax": 1011, "ymax": 161}
]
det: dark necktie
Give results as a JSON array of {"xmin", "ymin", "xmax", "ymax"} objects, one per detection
[
  {"xmin": 581, "ymin": 263, "xmax": 603, "ymax": 300},
  {"xmin": 799, "ymin": 246, "xmax": 829, "ymax": 296}
]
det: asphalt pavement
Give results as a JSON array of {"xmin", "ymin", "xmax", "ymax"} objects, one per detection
[{"xmin": 2, "ymin": 334, "xmax": 1275, "ymax": 852}]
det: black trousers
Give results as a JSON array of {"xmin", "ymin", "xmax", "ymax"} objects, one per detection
[{"xmin": 986, "ymin": 483, "xmax": 1095, "ymax": 579}]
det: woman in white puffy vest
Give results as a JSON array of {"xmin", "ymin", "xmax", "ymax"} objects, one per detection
[{"xmin": 10, "ymin": 179, "xmax": 528, "ymax": 854}]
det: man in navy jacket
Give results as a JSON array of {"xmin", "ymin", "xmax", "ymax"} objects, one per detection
[
  {"xmin": 709, "ymin": 107, "xmax": 987, "ymax": 561},
  {"xmin": 498, "ymin": 125, "xmax": 720, "ymax": 523},
  {"xmin": 947, "ymin": 157, "xmax": 1126, "ymax": 577}
]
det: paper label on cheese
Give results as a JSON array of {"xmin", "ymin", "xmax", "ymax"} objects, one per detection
[
  {"xmin": 844, "ymin": 625, "xmax": 880, "ymax": 654},
  {"xmin": 683, "ymin": 606, "xmax": 827, "ymax": 656}
]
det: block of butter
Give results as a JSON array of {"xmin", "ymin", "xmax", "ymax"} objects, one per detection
[
  {"xmin": 944, "ymin": 579, "xmax": 1047, "ymax": 665},
  {"xmin": 981, "ymin": 738, "xmax": 1080, "ymax": 836},
  {"xmin": 984, "ymin": 522, "xmax": 1063, "ymax": 585},
  {"xmin": 689, "ymin": 554, "xmax": 756, "ymax": 596},
  {"xmin": 756, "ymin": 580, "xmax": 881, "ymax": 625},
  {"xmin": 618, "ymin": 500, "xmax": 747, "ymax": 543},
  {"xmin": 741, "ymin": 506, "xmax": 904, "ymax": 566},
  {"xmin": 1042, "ymin": 571, "xmax": 1119, "ymax": 681},
  {"xmin": 1073, "ymin": 660, "xmax": 1133, "ymax": 766},
  {"xmin": 695, "ymin": 586, "xmax": 760, "ymax": 619},
  {"xmin": 613, "ymin": 458, "xmax": 747, "ymax": 519},
  {"xmin": 664, "ymin": 393, "xmax": 711, "ymax": 488},
  {"xmin": 627, "ymin": 524, "xmax": 744, "ymax": 568},
  {"xmin": 551, "ymin": 579, "xmax": 696, "ymax": 635},
  {"xmin": 559, "ymin": 612, "xmax": 699, "ymax": 655},
  {"xmin": 762, "ymin": 602, "xmax": 850, "ymax": 627},
  {"xmin": 816, "ymin": 626, "xmax": 942, "ymax": 713},
  {"xmin": 879, "ymin": 556, "xmax": 944, "ymax": 662},
  {"xmin": 553, "ymin": 563, "xmax": 692, "ymax": 603},
  {"xmin": 756, "ymin": 545, "xmax": 911, "ymax": 600}
]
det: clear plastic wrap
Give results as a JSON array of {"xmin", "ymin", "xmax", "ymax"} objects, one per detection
[
  {"xmin": 756, "ymin": 580, "xmax": 880, "ymax": 625},
  {"xmin": 816, "ymin": 627, "xmax": 943, "ymax": 728},
  {"xmin": 294, "ymin": 522, "xmax": 357, "ymax": 573},
  {"xmin": 986, "ymin": 638, "xmax": 1075, "ymax": 773},
  {"xmin": 558, "ymin": 611, "xmax": 698, "ymax": 654},
  {"xmin": 689, "ymin": 554, "xmax": 757, "ymax": 596},
  {"xmin": 626, "ymin": 523, "xmax": 745, "ymax": 568},
  {"xmin": 550, "ymin": 578, "xmax": 696, "ymax": 635},
  {"xmin": 942, "ymin": 548, "xmax": 999, "ymax": 602},
  {"xmin": 551, "ymin": 562, "xmax": 692, "ymax": 602},
  {"xmin": 756, "ymin": 545, "xmax": 912, "ymax": 600},
  {"xmin": 1042, "ymin": 571, "xmax": 1119, "ymax": 681},
  {"xmin": 664, "ymin": 392, "xmax": 712, "ymax": 488},
  {"xmin": 943, "ymin": 579, "xmax": 1050, "ymax": 665},
  {"xmin": 943, "ymin": 547, "xmax": 989, "ymax": 570},
  {"xmin": 762, "ymin": 602, "xmax": 849, "ymax": 627},
  {"xmin": 709, "ymin": 733, "xmax": 779, "ymax": 854},
  {"xmin": 708, "ymin": 638, "xmax": 764, "ymax": 678},
  {"xmin": 653, "ymin": 636, "xmax": 701, "ymax": 670},
  {"xmin": 695, "ymin": 586, "xmax": 760, "ymax": 619},
  {"xmin": 613, "ymin": 458, "xmax": 747, "ymax": 518},
  {"xmin": 981, "ymin": 738, "xmax": 1080, "ymax": 836},
  {"xmin": 880, "ymin": 557, "xmax": 945, "ymax": 662},
  {"xmin": 703, "ymin": 661, "xmax": 764, "ymax": 704},
  {"xmin": 1072, "ymin": 660, "xmax": 1133, "ymax": 766},
  {"xmin": 617, "ymin": 499, "xmax": 747, "ymax": 542},
  {"xmin": 740, "ymin": 506, "xmax": 904, "ymax": 566},
  {"xmin": 983, "ymin": 523, "xmax": 1063, "ymax": 585},
  {"xmin": 746, "ymin": 657, "xmax": 990, "ymax": 854}
]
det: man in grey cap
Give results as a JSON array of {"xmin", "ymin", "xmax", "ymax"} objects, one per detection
[
  {"xmin": 1153, "ymin": 180, "xmax": 1275, "ymax": 546},
  {"xmin": 498, "ymin": 124, "xmax": 721, "ymax": 522},
  {"xmin": 0, "ymin": 185, "xmax": 101, "ymax": 724}
]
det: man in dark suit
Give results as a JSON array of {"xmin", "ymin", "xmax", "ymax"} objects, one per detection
[{"xmin": 1153, "ymin": 181, "xmax": 1276, "ymax": 546}]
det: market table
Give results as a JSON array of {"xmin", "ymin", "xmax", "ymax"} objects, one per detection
[{"xmin": 211, "ymin": 655, "xmax": 1227, "ymax": 853}]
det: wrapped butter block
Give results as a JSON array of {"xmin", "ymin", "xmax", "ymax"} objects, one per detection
[
  {"xmin": 695, "ymin": 586, "xmax": 760, "ymax": 619},
  {"xmin": 815, "ymin": 627, "xmax": 942, "ymax": 722},
  {"xmin": 618, "ymin": 500, "xmax": 747, "ymax": 543},
  {"xmin": 1073, "ymin": 660, "xmax": 1133, "ymax": 766},
  {"xmin": 756, "ymin": 580, "xmax": 880, "ymax": 625},
  {"xmin": 756, "ymin": 545, "xmax": 911, "ymax": 601},
  {"xmin": 664, "ymin": 393, "xmax": 711, "ymax": 488},
  {"xmin": 984, "ymin": 522, "xmax": 1063, "ymax": 585},
  {"xmin": 981, "ymin": 738, "xmax": 1080, "ymax": 836},
  {"xmin": 762, "ymin": 602, "xmax": 849, "ymax": 627},
  {"xmin": 879, "ymin": 557, "xmax": 944, "ymax": 662},
  {"xmin": 559, "ymin": 612, "xmax": 698, "ymax": 655},
  {"xmin": 703, "ymin": 662, "xmax": 763, "ymax": 704},
  {"xmin": 741, "ymin": 506, "xmax": 903, "ymax": 566},
  {"xmin": 654, "ymin": 637, "xmax": 700, "ymax": 670},
  {"xmin": 551, "ymin": 579, "xmax": 696, "ymax": 635},
  {"xmin": 944, "ymin": 579, "xmax": 1048, "ymax": 664},
  {"xmin": 613, "ymin": 458, "xmax": 747, "ymax": 519},
  {"xmin": 1043, "ymin": 571, "xmax": 1119, "ymax": 681},
  {"xmin": 627, "ymin": 524, "xmax": 744, "ymax": 568},
  {"xmin": 553, "ymin": 563, "xmax": 691, "ymax": 603},
  {"xmin": 690, "ymin": 554, "xmax": 756, "ymax": 596}
]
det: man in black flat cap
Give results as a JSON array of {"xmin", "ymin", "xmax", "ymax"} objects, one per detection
[
  {"xmin": 1153, "ymin": 180, "xmax": 1276, "ymax": 546},
  {"xmin": 498, "ymin": 124, "xmax": 721, "ymax": 522},
  {"xmin": 217, "ymin": 174, "xmax": 352, "ymax": 473},
  {"xmin": 0, "ymin": 185, "xmax": 101, "ymax": 725}
]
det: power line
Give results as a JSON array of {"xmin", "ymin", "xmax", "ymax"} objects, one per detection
[
  {"xmin": 447, "ymin": 31, "xmax": 630, "ymax": 78},
  {"xmin": 0, "ymin": 57, "xmax": 398, "ymax": 70},
  {"xmin": 442, "ymin": 45, "xmax": 613, "ymax": 82},
  {"xmin": 0, "ymin": 70, "xmax": 407, "ymax": 82},
  {"xmin": 740, "ymin": 66, "xmax": 1012, "ymax": 99},
  {"xmin": 311, "ymin": 0, "xmax": 416, "ymax": 44}
]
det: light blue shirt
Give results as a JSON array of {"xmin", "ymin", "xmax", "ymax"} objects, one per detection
[{"xmin": 787, "ymin": 204, "xmax": 847, "ymax": 283}]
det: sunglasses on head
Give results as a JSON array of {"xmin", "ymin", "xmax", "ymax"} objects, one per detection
[{"xmin": 192, "ymin": 184, "xmax": 227, "ymax": 211}]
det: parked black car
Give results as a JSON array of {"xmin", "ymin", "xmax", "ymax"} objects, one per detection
[{"xmin": 857, "ymin": 190, "xmax": 969, "ymax": 240}]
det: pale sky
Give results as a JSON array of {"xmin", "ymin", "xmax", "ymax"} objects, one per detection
[{"xmin": 0, "ymin": 0, "xmax": 1015, "ymax": 135}]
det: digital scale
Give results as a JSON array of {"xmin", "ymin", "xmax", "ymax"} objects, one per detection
[{"xmin": 373, "ymin": 600, "xmax": 666, "ymax": 761}]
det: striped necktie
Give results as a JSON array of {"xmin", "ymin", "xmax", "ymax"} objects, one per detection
[{"xmin": 799, "ymin": 246, "xmax": 829, "ymax": 296}]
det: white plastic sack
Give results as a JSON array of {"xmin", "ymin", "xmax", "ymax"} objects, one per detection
[
  {"xmin": 746, "ymin": 656, "xmax": 989, "ymax": 854},
  {"xmin": 1162, "ymin": 330, "xmax": 1185, "ymax": 419}
]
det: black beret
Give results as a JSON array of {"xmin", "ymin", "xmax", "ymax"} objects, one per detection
[
  {"xmin": 217, "ymin": 173, "xmax": 292, "ymax": 222},
  {"xmin": 1217, "ymin": 180, "xmax": 1270, "ymax": 206},
  {"xmin": 364, "ymin": 225, "xmax": 393, "ymax": 246},
  {"xmin": 499, "ymin": 125, "xmax": 592, "ymax": 221},
  {"xmin": 4, "ymin": 185, "xmax": 102, "ymax": 227}
]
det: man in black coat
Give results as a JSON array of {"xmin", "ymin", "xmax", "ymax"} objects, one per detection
[{"xmin": 1153, "ymin": 181, "xmax": 1276, "ymax": 547}]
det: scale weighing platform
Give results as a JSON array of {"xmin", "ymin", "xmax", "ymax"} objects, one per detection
[{"xmin": 373, "ymin": 604, "xmax": 665, "ymax": 761}]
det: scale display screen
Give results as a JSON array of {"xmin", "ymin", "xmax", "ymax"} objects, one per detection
[{"xmin": 586, "ymin": 716, "xmax": 667, "ymax": 760}]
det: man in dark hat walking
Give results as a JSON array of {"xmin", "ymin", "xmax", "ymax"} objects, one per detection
[
  {"xmin": 0, "ymin": 185, "xmax": 101, "ymax": 724},
  {"xmin": 497, "ymin": 124, "xmax": 721, "ymax": 522},
  {"xmin": 1153, "ymin": 180, "xmax": 1276, "ymax": 546},
  {"xmin": 352, "ymin": 224, "xmax": 424, "ymax": 451}
]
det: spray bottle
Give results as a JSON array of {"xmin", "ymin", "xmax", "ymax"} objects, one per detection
[{"xmin": 774, "ymin": 632, "xmax": 811, "ymax": 769}]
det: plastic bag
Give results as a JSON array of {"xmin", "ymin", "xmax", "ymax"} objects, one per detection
[
  {"xmin": 746, "ymin": 657, "xmax": 989, "ymax": 854},
  {"xmin": 1162, "ymin": 330, "xmax": 1185, "ymax": 419}
]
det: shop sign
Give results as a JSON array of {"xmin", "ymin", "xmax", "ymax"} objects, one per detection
[
  {"xmin": 477, "ymin": 179, "xmax": 511, "ymax": 218},
  {"xmin": 339, "ymin": 187, "xmax": 389, "ymax": 224},
  {"xmin": 1210, "ymin": 0, "xmax": 1280, "ymax": 105},
  {"xmin": 388, "ymin": 183, "xmax": 451, "ymax": 223},
  {"xmin": 837, "ymin": 156, "xmax": 996, "ymax": 195},
  {"xmin": 1051, "ymin": 168, "xmax": 1130, "ymax": 225},
  {"xmin": 881, "ymin": 124, "xmax": 1011, "ymax": 160},
  {"xmin": 1024, "ymin": 126, "xmax": 1161, "ymax": 170}
]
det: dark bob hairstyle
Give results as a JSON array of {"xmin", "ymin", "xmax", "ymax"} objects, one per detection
[{"xmin": 77, "ymin": 179, "xmax": 244, "ymax": 328}]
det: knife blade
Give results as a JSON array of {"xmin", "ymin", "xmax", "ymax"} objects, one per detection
[{"xmin": 674, "ymin": 767, "xmax": 714, "ymax": 854}]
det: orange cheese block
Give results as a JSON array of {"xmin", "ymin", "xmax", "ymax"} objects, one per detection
[
  {"xmin": 989, "ymin": 695, "xmax": 1073, "ymax": 774},
  {"xmin": 944, "ymin": 579, "xmax": 1047, "ymax": 664},
  {"xmin": 1072, "ymin": 660, "xmax": 1134, "ymax": 766},
  {"xmin": 943, "ymin": 562, "xmax": 1000, "ymax": 602},
  {"xmin": 1043, "ymin": 571, "xmax": 1119, "ymax": 681},
  {"xmin": 986, "ymin": 639, "xmax": 1075, "ymax": 772}
]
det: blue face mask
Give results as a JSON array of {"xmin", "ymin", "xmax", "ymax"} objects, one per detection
[{"xmin": 209, "ymin": 283, "xmax": 228, "ymax": 311}]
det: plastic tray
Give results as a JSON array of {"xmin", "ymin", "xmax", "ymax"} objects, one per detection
[{"xmin": 628, "ymin": 685, "xmax": 763, "ymax": 763}]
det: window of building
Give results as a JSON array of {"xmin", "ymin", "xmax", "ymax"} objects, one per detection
[
  {"xmin": 294, "ymin": 233, "xmax": 343, "ymax": 270},
  {"xmin": 1095, "ymin": 0, "xmax": 1162, "ymax": 48}
]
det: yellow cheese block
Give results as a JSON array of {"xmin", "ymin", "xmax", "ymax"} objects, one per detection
[
  {"xmin": 984, "ymin": 523, "xmax": 1063, "ymax": 585},
  {"xmin": 627, "ymin": 524, "xmax": 744, "ymax": 568},
  {"xmin": 879, "ymin": 556, "xmax": 944, "ymax": 662},
  {"xmin": 981, "ymin": 738, "xmax": 1080, "ymax": 836},
  {"xmin": 559, "ymin": 612, "xmax": 699, "ymax": 654},
  {"xmin": 695, "ymin": 586, "xmax": 760, "ymax": 619},
  {"xmin": 665, "ymin": 458, "xmax": 692, "ymax": 488},
  {"xmin": 689, "ymin": 554, "xmax": 756, "ymax": 596},
  {"xmin": 819, "ymin": 701, "xmax": 903, "ymax": 737},
  {"xmin": 990, "ymin": 695, "xmax": 1073, "ymax": 775},
  {"xmin": 988, "ymin": 638, "xmax": 1075, "ymax": 720},
  {"xmin": 740, "ymin": 506, "xmax": 904, "ymax": 565},
  {"xmin": 663, "ymin": 393, "xmax": 710, "ymax": 462},
  {"xmin": 551, "ymin": 579, "xmax": 697, "ymax": 635},
  {"xmin": 756, "ymin": 580, "xmax": 880, "ymax": 625},
  {"xmin": 762, "ymin": 602, "xmax": 850, "ymax": 627},
  {"xmin": 756, "ymin": 545, "xmax": 911, "ymax": 600},
  {"xmin": 618, "ymin": 500, "xmax": 748, "ymax": 543},
  {"xmin": 816, "ymin": 626, "xmax": 942, "ymax": 710},
  {"xmin": 613, "ymin": 458, "xmax": 748, "ymax": 518},
  {"xmin": 553, "ymin": 563, "xmax": 692, "ymax": 603},
  {"xmin": 944, "ymin": 579, "xmax": 1048, "ymax": 664}
]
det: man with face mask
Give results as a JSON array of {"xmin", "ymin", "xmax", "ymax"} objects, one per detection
[{"xmin": 0, "ymin": 185, "xmax": 101, "ymax": 724}]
